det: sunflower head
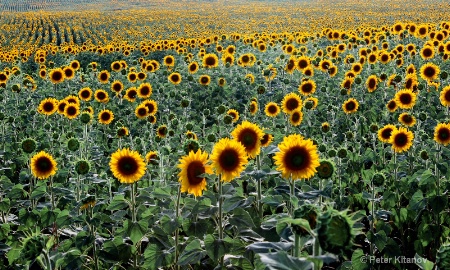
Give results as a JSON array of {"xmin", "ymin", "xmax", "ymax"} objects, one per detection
[
  {"xmin": 231, "ymin": 121, "xmax": 264, "ymax": 158},
  {"xmin": 318, "ymin": 209, "xmax": 355, "ymax": 255},
  {"xmin": 317, "ymin": 159, "xmax": 335, "ymax": 179},
  {"xmin": 282, "ymin": 93, "xmax": 302, "ymax": 114},
  {"xmin": 273, "ymin": 134, "xmax": 320, "ymax": 180},
  {"xmin": 109, "ymin": 148, "xmax": 146, "ymax": 184},
  {"xmin": 434, "ymin": 123, "xmax": 450, "ymax": 146},
  {"xmin": 210, "ymin": 138, "xmax": 249, "ymax": 182},
  {"xmin": 177, "ymin": 150, "xmax": 213, "ymax": 197},
  {"xmin": 31, "ymin": 151, "xmax": 58, "ymax": 180},
  {"xmin": 342, "ymin": 98, "xmax": 359, "ymax": 114},
  {"xmin": 21, "ymin": 138, "xmax": 37, "ymax": 154},
  {"xmin": 394, "ymin": 89, "xmax": 417, "ymax": 109},
  {"xmin": 378, "ymin": 124, "xmax": 397, "ymax": 143},
  {"xmin": 390, "ymin": 127, "xmax": 414, "ymax": 153},
  {"xmin": 75, "ymin": 160, "xmax": 91, "ymax": 175}
]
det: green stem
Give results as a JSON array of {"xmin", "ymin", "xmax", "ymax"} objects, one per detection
[
  {"xmin": 256, "ymin": 155, "xmax": 263, "ymax": 220},
  {"xmin": 290, "ymin": 176, "xmax": 295, "ymax": 215},
  {"xmin": 131, "ymin": 183, "xmax": 136, "ymax": 223},
  {"xmin": 49, "ymin": 177, "xmax": 55, "ymax": 210},
  {"xmin": 313, "ymin": 235, "xmax": 321, "ymax": 270},
  {"xmin": 370, "ymin": 181, "xmax": 375, "ymax": 257},
  {"xmin": 218, "ymin": 175, "xmax": 224, "ymax": 267},
  {"xmin": 294, "ymin": 233, "xmax": 300, "ymax": 257},
  {"xmin": 175, "ymin": 185, "xmax": 181, "ymax": 269}
]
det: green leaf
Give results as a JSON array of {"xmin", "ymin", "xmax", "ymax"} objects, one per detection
[
  {"xmin": 226, "ymin": 255, "xmax": 254, "ymax": 270},
  {"xmin": 106, "ymin": 195, "xmax": 129, "ymax": 211},
  {"xmin": 429, "ymin": 195, "xmax": 448, "ymax": 215},
  {"xmin": 126, "ymin": 220, "xmax": 148, "ymax": 244},
  {"xmin": 261, "ymin": 195, "xmax": 284, "ymax": 207},
  {"xmin": 182, "ymin": 219, "xmax": 209, "ymax": 238},
  {"xmin": 7, "ymin": 248, "xmax": 21, "ymax": 265},
  {"xmin": 409, "ymin": 190, "xmax": 426, "ymax": 212},
  {"xmin": 7, "ymin": 184, "xmax": 26, "ymax": 199},
  {"xmin": 0, "ymin": 197, "xmax": 10, "ymax": 212},
  {"xmin": 246, "ymin": 242, "xmax": 293, "ymax": 253},
  {"xmin": 56, "ymin": 209, "xmax": 71, "ymax": 227},
  {"xmin": 278, "ymin": 217, "xmax": 313, "ymax": 236},
  {"xmin": 415, "ymin": 253, "xmax": 434, "ymax": 270},
  {"xmin": 384, "ymin": 237, "xmax": 401, "ymax": 257},
  {"xmin": 99, "ymin": 236, "xmax": 132, "ymax": 263},
  {"xmin": 177, "ymin": 239, "xmax": 206, "ymax": 266},
  {"xmin": 368, "ymin": 230, "xmax": 387, "ymax": 252},
  {"xmin": 351, "ymin": 249, "xmax": 369, "ymax": 270},
  {"xmin": 152, "ymin": 187, "xmax": 172, "ymax": 199},
  {"xmin": 258, "ymin": 251, "xmax": 313, "ymax": 270},
  {"xmin": 160, "ymin": 215, "xmax": 179, "ymax": 234},
  {"xmin": 229, "ymin": 208, "xmax": 255, "ymax": 229},
  {"xmin": 39, "ymin": 207, "xmax": 56, "ymax": 227},
  {"xmin": 204, "ymin": 234, "xmax": 228, "ymax": 262},
  {"xmin": 31, "ymin": 185, "xmax": 47, "ymax": 199},
  {"xmin": 223, "ymin": 196, "xmax": 245, "ymax": 213},
  {"xmin": 143, "ymin": 244, "xmax": 174, "ymax": 270}
]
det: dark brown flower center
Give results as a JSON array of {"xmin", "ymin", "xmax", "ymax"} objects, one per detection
[
  {"xmin": 219, "ymin": 149, "xmax": 239, "ymax": 171},
  {"xmin": 187, "ymin": 161, "xmax": 205, "ymax": 185},
  {"xmin": 284, "ymin": 146, "xmax": 310, "ymax": 171},
  {"xmin": 117, "ymin": 157, "xmax": 138, "ymax": 175}
]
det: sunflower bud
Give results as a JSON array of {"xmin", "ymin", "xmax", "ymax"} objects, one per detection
[
  {"xmin": 75, "ymin": 160, "xmax": 91, "ymax": 175},
  {"xmin": 305, "ymin": 100, "xmax": 314, "ymax": 109},
  {"xmin": 224, "ymin": 115, "xmax": 233, "ymax": 124},
  {"xmin": 207, "ymin": 133, "xmax": 216, "ymax": 142},
  {"xmin": 372, "ymin": 172, "xmax": 386, "ymax": 186},
  {"xmin": 318, "ymin": 209, "xmax": 354, "ymax": 254},
  {"xmin": 217, "ymin": 105, "xmax": 226, "ymax": 114},
  {"xmin": 354, "ymin": 77, "xmax": 362, "ymax": 84},
  {"xmin": 203, "ymin": 109, "xmax": 210, "ymax": 116},
  {"xmin": 171, "ymin": 118, "xmax": 179, "ymax": 126},
  {"xmin": 420, "ymin": 150, "xmax": 429, "ymax": 160},
  {"xmin": 328, "ymin": 149, "xmax": 337, "ymax": 157},
  {"xmin": 340, "ymin": 88, "xmax": 348, "ymax": 95},
  {"xmin": 321, "ymin": 122, "xmax": 330, "ymax": 133},
  {"xmin": 370, "ymin": 123, "xmax": 379, "ymax": 133},
  {"xmin": 181, "ymin": 99, "xmax": 189, "ymax": 108},
  {"xmin": 337, "ymin": 148, "xmax": 347, "ymax": 158},
  {"xmin": 184, "ymin": 139, "xmax": 200, "ymax": 154},
  {"xmin": 21, "ymin": 138, "xmax": 37, "ymax": 154},
  {"xmin": 419, "ymin": 112, "xmax": 427, "ymax": 121},
  {"xmin": 67, "ymin": 138, "xmax": 80, "ymax": 151},
  {"xmin": 318, "ymin": 144, "xmax": 327, "ymax": 153},
  {"xmin": 257, "ymin": 85, "xmax": 266, "ymax": 94},
  {"xmin": 80, "ymin": 112, "xmax": 92, "ymax": 124},
  {"xmin": 317, "ymin": 160, "xmax": 335, "ymax": 179}
]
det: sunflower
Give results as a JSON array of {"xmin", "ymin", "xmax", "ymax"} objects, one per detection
[
  {"xmin": 0, "ymin": 72, "xmax": 9, "ymax": 82},
  {"xmin": 299, "ymin": 79, "xmax": 317, "ymax": 96},
  {"xmin": 378, "ymin": 124, "xmax": 397, "ymax": 143},
  {"xmin": 245, "ymin": 73, "xmax": 255, "ymax": 84},
  {"xmin": 420, "ymin": 46, "xmax": 435, "ymax": 60},
  {"xmin": 38, "ymin": 98, "xmax": 58, "ymax": 115},
  {"xmin": 319, "ymin": 59, "xmax": 332, "ymax": 71},
  {"xmin": 394, "ymin": 89, "xmax": 416, "ymax": 109},
  {"xmin": 404, "ymin": 74, "xmax": 418, "ymax": 90},
  {"xmin": 342, "ymin": 98, "xmax": 359, "ymax": 114},
  {"xmin": 282, "ymin": 93, "xmax": 302, "ymax": 114},
  {"xmin": 231, "ymin": 121, "xmax": 264, "ymax": 158},
  {"xmin": 111, "ymin": 61, "xmax": 122, "ymax": 72},
  {"xmin": 218, "ymin": 77, "xmax": 226, "ymax": 87},
  {"xmin": 137, "ymin": 83, "xmax": 152, "ymax": 99},
  {"xmin": 98, "ymin": 109, "xmax": 114, "ymax": 125},
  {"xmin": 109, "ymin": 148, "xmax": 146, "ymax": 184},
  {"xmin": 227, "ymin": 109, "xmax": 239, "ymax": 122},
  {"xmin": 94, "ymin": 89, "xmax": 109, "ymax": 103},
  {"xmin": 127, "ymin": 72, "xmax": 138, "ymax": 83},
  {"xmin": 420, "ymin": 62, "xmax": 440, "ymax": 82},
  {"xmin": 290, "ymin": 109, "xmax": 303, "ymax": 126},
  {"xmin": 137, "ymin": 72, "xmax": 146, "ymax": 81},
  {"xmin": 141, "ymin": 99, "xmax": 158, "ymax": 115},
  {"xmin": 273, "ymin": 134, "xmax": 320, "ymax": 180},
  {"xmin": 163, "ymin": 55, "xmax": 175, "ymax": 67},
  {"xmin": 351, "ymin": 63, "xmax": 363, "ymax": 74},
  {"xmin": 390, "ymin": 127, "xmax": 414, "ymax": 153},
  {"xmin": 31, "ymin": 151, "xmax": 58, "ymax": 180},
  {"xmin": 157, "ymin": 125, "xmax": 168, "ymax": 138},
  {"xmin": 145, "ymin": 151, "xmax": 158, "ymax": 165},
  {"xmin": 297, "ymin": 56, "xmax": 310, "ymax": 70},
  {"xmin": 177, "ymin": 149, "xmax": 213, "ymax": 197},
  {"xmin": 440, "ymin": 86, "xmax": 450, "ymax": 106},
  {"xmin": 261, "ymin": 133, "xmax": 274, "ymax": 147},
  {"xmin": 110, "ymin": 80, "xmax": 124, "ymax": 95},
  {"xmin": 226, "ymin": 45, "xmax": 236, "ymax": 54},
  {"xmin": 238, "ymin": 53, "xmax": 254, "ymax": 67},
  {"xmin": 210, "ymin": 138, "xmax": 248, "ymax": 182},
  {"xmin": 124, "ymin": 87, "xmax": 138, "ymax": 102},
  {"xmin": 135, "ymin": 105, "xmax": 149, "ymax": 119},
  {"xmin": 168, "ymin": 72, "xmax": 182, "ymax": 85},
  {"xmin": 305, "ymin": 97, "xmax": 319, "ymax": 109},
  {"xmin": 199, "ymin": 75, "xmax": 211, "ymax": 86},
  {"xmin": 222, "ymin": 53, "xmax": 234, "ymax": 66},
  {"xmin": 64, "ymin": 104, "xmax": 80, "ymax": 120},
  {"xmin": 117, "ymin": 127, "xmax": 129, "ymax": 137},
  {"xmin": 49, "ymin": 68, "xmax": 65, "ymax": 84},
  {"xmin": 57, "ymin": 100, "xmax": 68, "ymax": 115},
  {"xmin": 265, "ymin": 102, "xmax": 280, "ymax": 117},
  {"xmin": 203, "ymin": 53, "xmax": 219, "ymax": 68},
  {"xmin": 188, "ymin": 62, "xmax": 199, "ymax": 74},
  {"xmin": 366, "ymin": 75, "xmax": 378, "ymax": 92},
  {"xmin": 249, "ymin": 100, "xmax": 258, "ymax": 115},
  {"xmin": 39, "ymin": 69, "xmax": 47, "ymax": 79},
  {"xmin": 434, "ymin": 123, "xmax": 450, "ymax": 146},
  {"xmin": 398, "ymin": 112, "xmax": 416, "ymax": 127},
  {"xmin": 386, "ymin": 99, "xmax": 398, "ymax": 112},
  {"xmin": 98, "ymin": 70, "xmax": 110, "ymax": 84},
  {"xmin": 78, "ymin": 87, "xmax": 93, "ymax": 101},
  {"xmin": 186, "ymin": 131, "xmax": 198, "ymax": 140},
  {"xmin": 63, "ymin": 66, "xmax": 75, "ymax": 80}
]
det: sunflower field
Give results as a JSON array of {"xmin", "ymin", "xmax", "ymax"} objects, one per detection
[{"xmin": 2, "ymin": 0, "xmax": 450, "ymax": 269}]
